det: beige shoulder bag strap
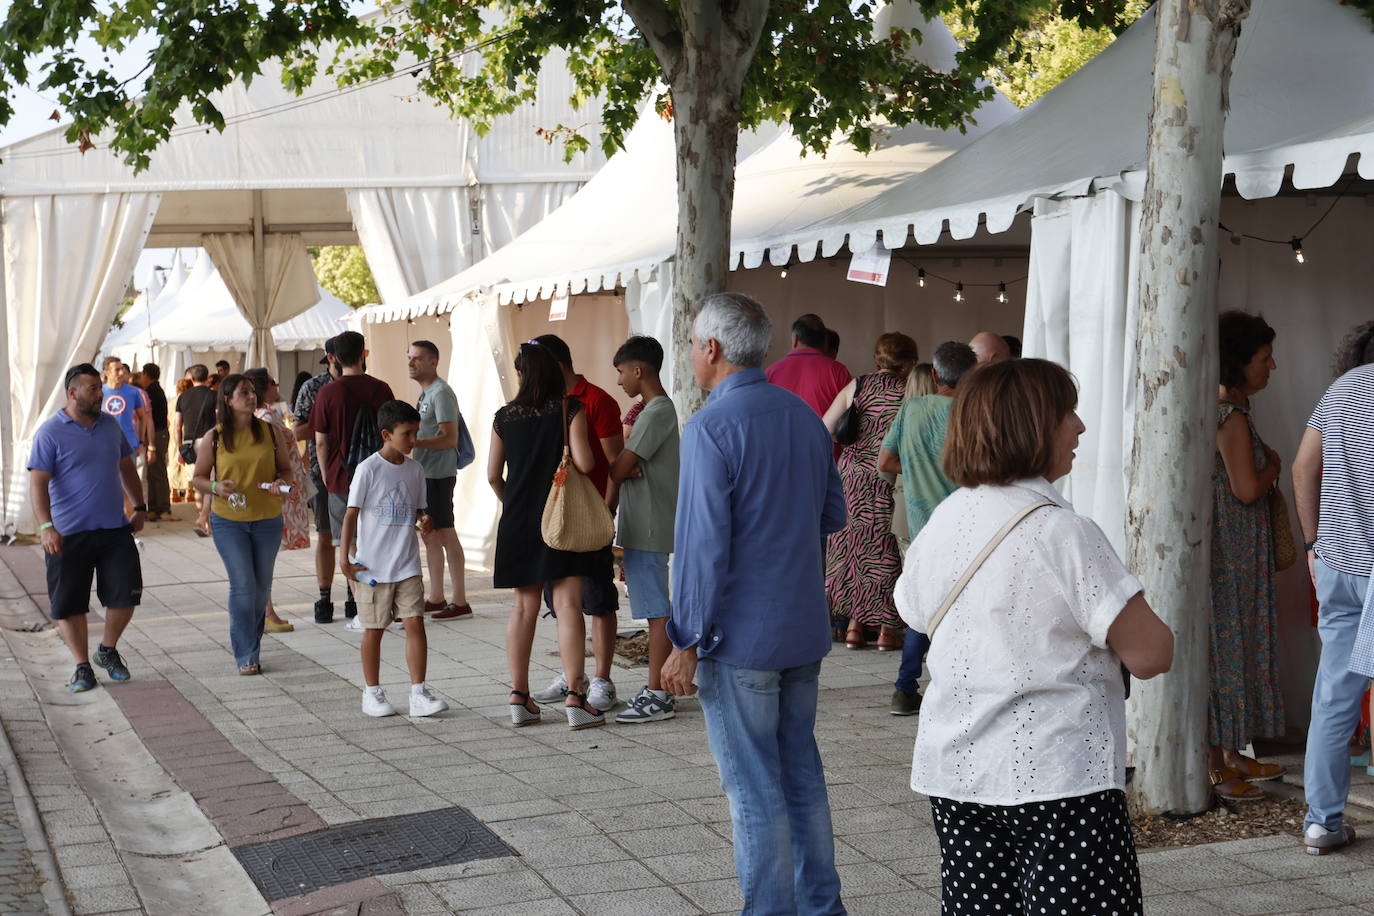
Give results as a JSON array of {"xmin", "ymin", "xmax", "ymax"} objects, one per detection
[{"xmin": 925, "ymin": 500, "xmax": 1055, "ymax": 641}]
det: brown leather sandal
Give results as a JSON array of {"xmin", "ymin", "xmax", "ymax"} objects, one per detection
[
  {"xmin": 1228, "ymin": 755, "xmax": 1287, "ymax": 783},
  {"xmin": 1211, "ymin": 767, "xmax": 1265, "ymax": 802}
]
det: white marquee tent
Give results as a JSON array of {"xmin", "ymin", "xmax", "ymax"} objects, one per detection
[
  {"xmin": 0, "ymin": 32, "xmax": 607, "ymax": 530},
  {"xmin": 102, "ymin": 249, "xmax": 353, "ymax": 378}
]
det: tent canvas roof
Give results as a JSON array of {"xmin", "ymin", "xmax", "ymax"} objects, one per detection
[{"xmin": 801, "ymin": 0, "xmax": 1374, "ymax": 256}]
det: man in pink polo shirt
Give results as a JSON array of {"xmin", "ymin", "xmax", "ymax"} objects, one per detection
[{"xmin": 765, "ymin": 314, "xmax": 852, "ymax": 416}]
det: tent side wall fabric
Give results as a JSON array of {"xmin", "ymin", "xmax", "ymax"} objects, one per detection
[{"xmin": 1, "ymin": 192, "xmax": 161, "ymax": 530}]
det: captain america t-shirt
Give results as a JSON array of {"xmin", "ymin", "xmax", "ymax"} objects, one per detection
[{"xmin": 102, "ymin": 383, "xmax": 144, "ymax": 449}]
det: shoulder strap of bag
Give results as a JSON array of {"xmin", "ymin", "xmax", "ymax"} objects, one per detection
[
  {"xmin": 560, "ymin": 397, "xmax": 571, "ymax": 456},
  {"xmin": 925, "ymin": 499, "xmax": 1055, "ymax": 641}
]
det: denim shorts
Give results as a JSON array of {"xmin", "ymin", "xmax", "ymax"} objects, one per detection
[{"xmin": 622, "ymin": 549, "xmax": 672, "ymax": 620}]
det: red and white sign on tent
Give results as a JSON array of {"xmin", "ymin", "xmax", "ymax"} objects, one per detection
[
  {"xmin": 548, "ymin": 290, "xmax": 569, "ymax": 321},
  {"xmin": 846, "ymin": 243, "xmax": 892, "ymax": 286}
]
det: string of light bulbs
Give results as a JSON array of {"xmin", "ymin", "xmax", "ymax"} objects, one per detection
[
  {"xmin": 1219, "ymin": 176, "xmax": 1357, "ymax": 265},
  {"xmin": 775, "ymin": 255, "xmax": 1028, "ymax": 303}
]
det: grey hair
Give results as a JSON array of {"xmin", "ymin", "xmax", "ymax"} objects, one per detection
[
  {"xmin": 692, "ymin": 292, "xmax": 773, "ymax": 368},
  {"xmin": 932, "ymin": 341, "xmax": 978, "ymax": 389}
]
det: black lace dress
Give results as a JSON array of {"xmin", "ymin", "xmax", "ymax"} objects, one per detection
[{"xmin": 492, "ymin": 398, "xmax": 605, "ymax": 588}]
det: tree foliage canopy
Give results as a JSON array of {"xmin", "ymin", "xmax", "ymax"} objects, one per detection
[
  {"xmin": 0, "ymin": 1, "xmax": 1145, "ymax": 171},
  {"xmin": 309, "ymin": 245, "xmax": 378, "ymax": 309}
]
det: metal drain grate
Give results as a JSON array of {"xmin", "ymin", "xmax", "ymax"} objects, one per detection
[{"xmin": 231, "ymin": 805, "xmax": 517, "ymax": 901}]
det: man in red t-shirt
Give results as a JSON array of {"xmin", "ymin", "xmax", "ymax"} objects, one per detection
[
  {"xmin": 311, "ymin": 330, "xmax": 395, "ymax": 623},
  {"xmin": 530, "ymin": 334, "xmax": 625, "ymax": 714},
  {"xmin": 765, "ymin": 313, "xmax": 852, "ymax": 416}
]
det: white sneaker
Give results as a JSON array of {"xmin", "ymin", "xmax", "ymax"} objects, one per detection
[
  {"xmin": 361, "ymin": 688, "xmax": 395, "ymax": 717},
  {"xmin": 531, "ymin": 673, "xmax": 569, "ymax": 705},
  {"xmin": 344, "ymin": 617, "xmax": 364, "ymax": 632},
  {"xmin": 587, "ymin": 677, "xmax": 617, "ymax": 712},
  {"xmin": 409, "ymin": 686, "xmax": 448, "ymax": 718},
  {"xmin": 1305, "ymin": 822, "xmax": 1356, "ymax": 855}
]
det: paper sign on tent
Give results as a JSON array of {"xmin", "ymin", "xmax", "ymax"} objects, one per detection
[
  {"xmin": 549, "ymin": 290, "xmax": 569, "ymax": 321},
  {"xmin": 846, "ymin": 243, "xmax": 892, "ymax": 287}
]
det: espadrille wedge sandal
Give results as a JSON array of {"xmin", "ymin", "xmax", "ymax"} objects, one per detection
[
  {"xmin": 565, "ymin": 690, "xmax": 605, "ymax": 730},
  {"xmin": 509, "ymin": 690, "xmax": 542, "ymax": 727}
]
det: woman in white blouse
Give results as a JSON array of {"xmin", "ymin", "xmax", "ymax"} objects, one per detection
[{"xmin": 896, "ymin": 358, "xmax": 1173, "ymax": 916}]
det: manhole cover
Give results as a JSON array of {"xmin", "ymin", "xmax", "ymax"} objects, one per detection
[{"xmin": 232, "ymin": 805, "xmax": 517, "ymax": 901}]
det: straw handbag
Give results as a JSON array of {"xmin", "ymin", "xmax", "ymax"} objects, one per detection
[
  {"xmin": 1269, "ymin": 485, "xmax": 1298, "ymax": 572},
  {"xmin": 541, "ymin": 399, "xmax": 615, "ymax": 552}
]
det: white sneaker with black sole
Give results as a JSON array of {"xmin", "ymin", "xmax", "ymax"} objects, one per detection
[{"xmin": 615, "ymin": 688, "xmax": 675, "ymax": 724}]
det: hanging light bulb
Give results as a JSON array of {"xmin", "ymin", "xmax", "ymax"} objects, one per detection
[
  {"xmin": 1290, "ymin": 238, "xmax": 1305, "ymax": 264},
  {"xmin": 917, "ymin": 267, "xmax": 926, "ymax": 288},
  {"xmin": 953, "ymin": 282, "xmax": 965, "ymax": 303},
  {"xmin": 996, "ymin": 281, "xmax": 1008, "ymax": 304},
  {"xmin": 780, "ymin": 266, "xmax": 789, "ymax": 279}
]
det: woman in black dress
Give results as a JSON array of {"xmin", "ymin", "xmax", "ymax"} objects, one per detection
[{"xmin": 489, "ymin": 341, "xmax": 604, "ymax": 729}]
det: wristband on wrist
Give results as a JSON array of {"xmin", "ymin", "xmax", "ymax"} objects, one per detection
[
  {"xmin": 133, "ymin": 504, "xmax": 147, "ymax": 514},
  {"xmin": 211, "ymin": 481, "xmax": 218, "ymax": 495},
  {"xmin": 1304, "ymin": 540, "xmax": 1317, "ymax": 552},
  {"xmin": 38, "ymin": 522, "xmax": 54, "ymax": 532}
]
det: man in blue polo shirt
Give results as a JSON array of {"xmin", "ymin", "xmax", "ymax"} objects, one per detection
[
  {"xmin": 663, "ymin": 292, "xmax": 848, "ymax": 916},
  {"xmin": 29, "ymin": 363, "xmax": 146, "ymax": 692}
]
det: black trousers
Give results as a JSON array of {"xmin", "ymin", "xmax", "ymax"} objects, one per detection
[
  {"xmin": 930, "ymin": 789, "xmax": 1142, "ymax": 916},
  {"xmin": 144, "ymin": 428, "xmax": 171, "ymax": 513}
]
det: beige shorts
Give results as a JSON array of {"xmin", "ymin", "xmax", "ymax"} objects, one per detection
[{"xmin": 355, "ymin": 575, "xmax": 424, "ymax": 628}]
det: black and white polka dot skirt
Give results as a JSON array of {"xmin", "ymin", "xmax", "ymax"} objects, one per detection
[{"xmin": 929, "ymin": 789, "xmax": 1142, "ymax": 915}]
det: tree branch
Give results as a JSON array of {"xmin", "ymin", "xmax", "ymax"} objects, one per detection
[
  {"xmin": 720, "ymin": 0, "xmax": 769, "ymax": 86},
  {"xmin": 622, "ymin": 0, "xmax": 683, "ymax": 83}
]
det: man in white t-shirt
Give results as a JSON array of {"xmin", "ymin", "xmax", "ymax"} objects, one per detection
[{"xmin": 340, "ymin": 400, "xmax": 448, "ymax": 720}]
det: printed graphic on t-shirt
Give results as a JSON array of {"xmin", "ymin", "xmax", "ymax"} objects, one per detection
[
  {"xmin": 103, "ymin": 392, "xmax": 130, "ymax": 416},
  {"xmin": 372, "ymin": 482, "xmax": 416, "ymax": 527}
]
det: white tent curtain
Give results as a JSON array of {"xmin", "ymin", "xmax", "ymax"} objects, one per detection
[
  {"xmin": 624, "ymin": 261, "xmax": 677, "ymax": 396},
  {"xmin": 203, "ymin": 233, "xmax": 319, "ymax": 367},
  {"xmin": 479, "ymin": 182, "xmax": 585, "ymax": 254},
  {"xmin": 1022, "ymin": 191, "xmax": 1142, "ymax": 557},
  {"xmin": 0, "ymin": 191, "xmax": 161, "ymax": 530},
  {"xmin": 347, "ymin": 188, "xmax": 475, "ymax": 305}
]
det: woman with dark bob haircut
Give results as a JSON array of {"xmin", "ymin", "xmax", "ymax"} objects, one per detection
[
  {"xmin": 1208, "ymin": 310, "xmax": 1287, "ymax": 802},
  {"xmin": 896, "ymin": 358, "xmax": 1173, "ymax": 916}
]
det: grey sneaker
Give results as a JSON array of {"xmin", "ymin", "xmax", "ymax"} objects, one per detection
[
  {"xmin": 532, "ymin": 673, "xmax": 569, "ymax": 705},
  {"xmin": 1305, "ymin": 823, "xmax": 1356, "ymax": 855},
  {"xmin": 587, "ymin": 677, "xmax": 617, "ymax": 712},
  {"xmin": 890, "ymin": 689, "xmax": 922, "ymax": 716},
  {"xmin": 615, "ymin": 688, "xmax": 675, "ymax": 724},
  {"xmin": 93, "ymin": 645, "xmax": 130, "ymax": 682}
]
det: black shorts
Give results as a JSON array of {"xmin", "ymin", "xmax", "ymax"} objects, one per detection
[
  {"xmin": 310, "ymin": 477, "xmax": 330, "ymax": 535},
  {"xmin": 543, "ymin": 547, "xmax": 618, "ymax": 617},
  {"xmin": 425, "ymin": 476, "xmax": 456, "ymax": 531},
  {"xmin": 45, "ymin": 526, "xmax": 143, "ymax": 620}
]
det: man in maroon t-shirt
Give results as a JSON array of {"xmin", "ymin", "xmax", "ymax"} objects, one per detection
[
  {"xmin": 765, "ymin": 313, "xmax": 852, "ymax": 416},
  {"xmin": 530, "ymin": 334, "xmax": 625, "ymax": 714},
  {"xmin": 312, "ymin": 330, "xmax": 394, "ymax": 623}
]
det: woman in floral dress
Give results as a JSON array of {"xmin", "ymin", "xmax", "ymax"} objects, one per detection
[
  {"xmin": 246, "ymin": 369, "xmax": 313, "ymax": 632},
  {"xmin": 1210, "ymin": 311, "xmax": 1286, "ymax": 801},
  {"xmin": 821, "ymin": 332, "xmax": 918, "ymax": 650}
]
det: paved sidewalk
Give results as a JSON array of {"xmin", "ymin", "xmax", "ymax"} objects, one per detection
[{"xmin": 1, "ymin": 521, "xmax": 1374, "ymax": 914}]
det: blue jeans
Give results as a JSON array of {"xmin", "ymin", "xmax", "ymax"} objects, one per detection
[
  {"xmin": 211, "ymin": 514, "xmax": 283, "ymax": 668},
  {"xmin": 894, "ymin": 630, "xmax": 930, "ymax": 694},
  {"xmin": 697, "ymin": 658, "xmax": 845, "ymax": 916},
  {"xmin": 622, "ymin": 549, "xmax": 672, "ymax": 620},
  {"xmin": 1305, "ymin": 558, "xmax": 1372, "ymax": 830}
]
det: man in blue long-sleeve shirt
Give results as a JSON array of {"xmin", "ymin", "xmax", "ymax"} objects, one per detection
[{"xmin": 662, "ymin": 292, "xmax": 848, "ymax": 916}]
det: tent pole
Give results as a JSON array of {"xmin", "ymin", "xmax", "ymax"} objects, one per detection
[
  {"xmin": 252, "ymin": 189, "xmax": 268, "ymax": 371},
  {"xmin": 0, "ymin": 206, "xmax": 12, "ymax": 529}
]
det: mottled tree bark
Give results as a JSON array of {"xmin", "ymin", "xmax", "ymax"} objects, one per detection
[
  {"xmin": 1127, "ymin": 0, "xmax": 1250, "ymax": 815},
  {"xmin": 624, "ymin": 0, "xmax": 768, "ymax": 414}
]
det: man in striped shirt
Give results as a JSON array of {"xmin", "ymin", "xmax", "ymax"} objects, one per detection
[{"xmin": 1294, "ymin": 359, "xmax": 1374, "ymax": 855}]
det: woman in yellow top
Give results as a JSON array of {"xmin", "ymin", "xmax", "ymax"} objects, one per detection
[{"xmin": 192, "ymin": 374, "xmax": 293, "ymax": 675}]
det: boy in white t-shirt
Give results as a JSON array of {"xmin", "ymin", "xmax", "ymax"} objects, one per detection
[{"xmin": 340, "ymin": 400, "xmax": 448, "ymax": 719}]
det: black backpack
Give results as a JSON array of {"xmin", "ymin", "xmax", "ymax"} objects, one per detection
[{"xmin": 343, "ymin": 397, "xmax": 383, "ymax": 483}]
